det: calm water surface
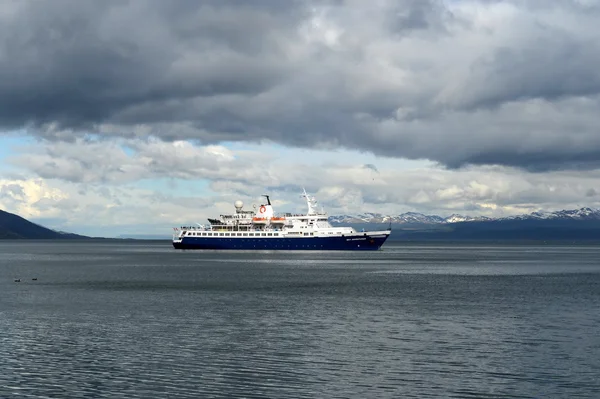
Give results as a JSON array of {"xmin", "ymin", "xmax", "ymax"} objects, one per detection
[{"xmin": 1, "ymin": 241, "xmax": 599, "ymax": 398}]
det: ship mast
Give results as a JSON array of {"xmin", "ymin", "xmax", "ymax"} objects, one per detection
[{"xmin": 301, "ymin": 188, "xmax": 319, "ymax": 215}]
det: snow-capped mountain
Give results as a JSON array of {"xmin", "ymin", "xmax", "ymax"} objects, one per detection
[
  {"xmin": 329, "ymin": 212, "xmax": 486, "ymax": 224},
  {"xmin": 442, "ymin": 214, "xmax": 492, "ymax": 223},
  {"xmin": 328, "ymin": 213, "xmax": 439, "ymax": 224},
  {"xmin": 503, "ymin": 207, "xmax": 600, "ymax": 221},
  {"xmin": 329, "ymin": 207, "xmax": 600, "ymax": 224}
]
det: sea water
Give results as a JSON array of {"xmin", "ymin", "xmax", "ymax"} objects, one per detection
[{"xmin": 1, "ymin": 241, "xmax": 599, "ymax": 398}]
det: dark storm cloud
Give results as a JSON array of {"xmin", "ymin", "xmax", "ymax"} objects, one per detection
[
  {"xmin": 458, "ymin": 33, "xmax": 600, "ymax": 110},
  {"xmin": 1, "ymin": 0, "xmax": 600, "ymax": 171},
  {"xmin": 0, "ymin": 0, "xmax": 300, "ymax": 128}
]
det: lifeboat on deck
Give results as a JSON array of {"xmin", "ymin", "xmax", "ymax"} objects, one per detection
[
  {"xmin": 252, "ymin": 217, "xmax": 267, "ymax": 224},
  {"xmin": 270, "ymin": 217, "xmax": 286, "ymax": 224}
]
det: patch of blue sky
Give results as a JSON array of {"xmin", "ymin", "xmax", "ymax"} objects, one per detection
[
  {"xmin": 0, "ymin": 133, "xmax": 31, "ymax": 156},
  {"xmin": 133, "ymin": 177, "xmax": 213, "ymax": 197},
  {"xmin": 0, "ymin": 133, "xmax": 36, "ymax": 171},
  {"xmin": 119, "ymin": 142, "xmax": 136, "ymax": 157}
]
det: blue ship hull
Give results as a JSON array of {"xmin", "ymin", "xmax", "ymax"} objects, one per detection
[{"xmin": 173, "ymin": 233, "xmax": 389, "ymax": 251}]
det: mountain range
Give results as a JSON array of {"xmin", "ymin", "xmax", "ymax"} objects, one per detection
[
  {"xmin": 328, "ymin": 207, "xmax": 600, "ymax": 241},
  {"xmin": 328, "ymin": 207, "xmax": 600, "ymax": 225},
  {"xmin": 4, "ymin": 207, "xmax": 600, "ymax": 240}
]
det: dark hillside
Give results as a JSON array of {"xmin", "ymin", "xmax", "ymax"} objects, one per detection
[{"xmin": 0, "ymin": 209, "xmax": 87, "ymax": 239}]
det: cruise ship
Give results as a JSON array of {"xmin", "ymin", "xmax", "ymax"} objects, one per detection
[{"xmin": 172, "ymin": 190, "xmax": 391, "ymax": 250}]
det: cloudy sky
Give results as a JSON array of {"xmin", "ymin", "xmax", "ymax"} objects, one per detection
[{"xmin": 1, "ymin": 0, "xmax": 600, "ymax": 237}]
